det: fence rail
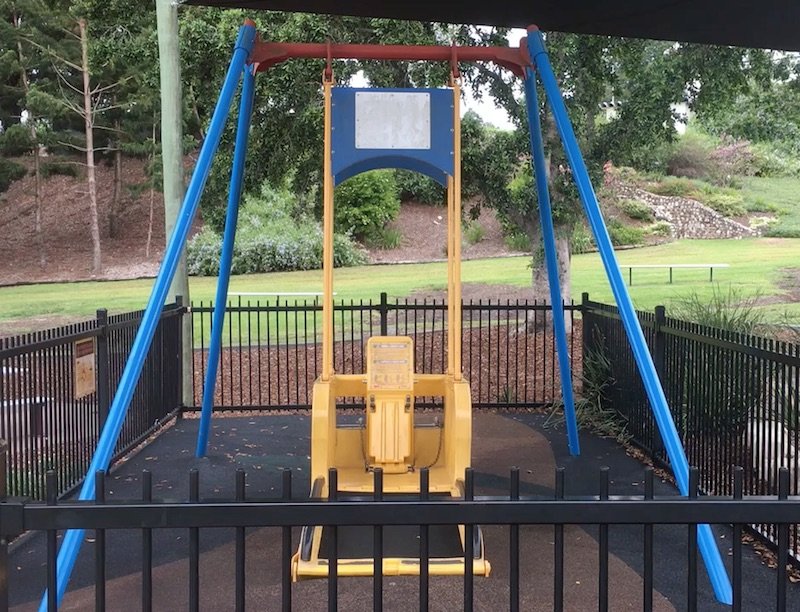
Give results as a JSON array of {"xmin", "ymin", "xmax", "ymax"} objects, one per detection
[
  {"xmin": 582, "ymin": 294, "xmax": 800, "ymax": 560},
  {"xmin": 189, "ymin": 294, "xmax": 581, "ymax": 411},
  {"xmin": 3, "ymin": 462, "xmax": 798, "ymax": 612},
  {"xmin": 0, "ymin": 303, "xmax": 184, "ymax": 501}
]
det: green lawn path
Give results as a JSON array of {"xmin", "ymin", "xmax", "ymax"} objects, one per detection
[{"xmin": 1, "ymin": 238, "xmax": 797, "ymax": 330}]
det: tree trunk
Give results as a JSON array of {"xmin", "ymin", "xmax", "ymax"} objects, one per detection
[
  {"xmin": 146, "ymin": 121, "xmax": 156, "ymax": 258},
  {"xmin": 529, "ymin": 231, "xmax": 573, "ymax": 333},
  {"xmin": 79, "ymin": 17, "xmax": 102, "ymax": 275},
  {"xmin": 109, "ymin": 121, "xmax": 121, "ymax": 238},
  {"xmin": 15, "ymin": 20, "xmax": 45, "ymax": 269}
]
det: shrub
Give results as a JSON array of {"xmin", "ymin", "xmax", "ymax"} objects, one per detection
[
  {"xmin": 607, "ymin": 219, "xmax": 645, "ymax": 246},
  {"xmin": 571, "ymin": 224, "xmax": 595, "ymax": 254},
  {"xmin": 666, "ymin": 133, "xmax": 713, "ymax": 179},
  {"xmin": 647, "ymin": 221, "xmax": 673, "ymax": 237},
  {"xmin": 40, "ymin": 161, "xmax": 79, "ymax": 179},
  {"xmin": 694, "ymin": 184, "xmax": 746, "ymax": 217},
  {"xmin": 751, "ymin": 143, "xmax": 800, "ymax": 178},
  {"xmin": 395, "ymin": 170, "xmax": 445, "ymax": 205},
  {"xmin": 464, "ymin": 221, "xmax": 485, "ymax": 245},
  {"xmin": 707, "ymin": 138, "xmax": 757, "ymax": 184},
  {"xmin": 504, "ymin": 230, "xmax": 530, "ymax": 252},
  {"xmin": 670, "ymin": 286, "xmax": 765, "ymax": 334},
  {"xmin": 364, "ymin": 227, "xmax": 403, "ymax": 250},
  {"xmin": 187, "ymin": 183, "xmax": 367, "ymax": 275},
  {"xmin": 0, "ymin": 158, "xmax": 26, "ymax": 193},
  {"xmin": 618, "ymin": 198, "xmax": 654, "ymax": 221},
  {"xmin": 334, "ymin": 170, "xmax": 400, "ymax": 238},
  {"xmin": 647, "ymin": 176, "xmax": 699, "ymax": 198}
]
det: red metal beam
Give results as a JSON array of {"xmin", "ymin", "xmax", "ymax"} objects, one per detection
[{"xmin": 250, "ymin": 40, "xmax": 532, "ymax": 76}]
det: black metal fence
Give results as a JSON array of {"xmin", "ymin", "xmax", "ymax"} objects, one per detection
[
  {"xmin": 582, "ymin": 294, "xmax": 800, "ymax": 559},
  {"xmin": 0, "ymin": 302, "xmax": 184, "ymax": 501},
  {"xmin": 3, "ymin": 460, "xmax": 798, "ymax": 612},
  {"xmin": 189, "ymin": 294, "xmax": 581, "ymax": 411}
]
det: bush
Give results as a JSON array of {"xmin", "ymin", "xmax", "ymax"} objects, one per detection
[
  {"xmin": 670, "ymin": 286, "xmax": 765, "ymax": 335},
  {"xmin": 666, "ymin": 133, "xmax": 714, "ymax": 179},
  {"xmin": 504, "ymin": 230, "xmax": 530, "ymax": 252},
  {"xmin": 647, "ymin": 220, "xmax": 673, "ymax": 237},
  {"xmin": 187, "ymin": 183, "xmax": 367, "ymax": 275},
  {"xmin": 0, "ymin": 158, "xmax": 26, "ymax": 193},
  {"xmin": 751, "ymin": 143, "xmax": 800, "ymax": 178},
  {"xmin": 607, "ymin": 219, "xmax": 645, "ymax": 246},
  {"xmin": 395, "ymin": 170, "xmax": 445, "ymax": 205},
  {"xmin": 646, "ymin": 176, "xmax": 699, "ymax": 198},
  {"xmin": 571, "ymin": 224, "xmax": 595, "ymax": 254},
  {"xmin": 464, "ymin": 221, "xmax": 485, "ymax": 245},
  {"xmin": 40, "ymin": 161, "xmax": 79, "ymax": 179},
  {"xmin": 618, "ymin": 198, "xmax": 654, "ymax": 221},
  {"xmin": 707, "ymin": 138, "xmax": 757, "ymax": 184},
  {"xmin": 334, "ymin": 170, "xmax": 400, "ymax": 238},
  {"xmin": 364, "ymin": 227, "xmax": 403, "ymax": 250},
  {"xmin": 694, "ymin": 184, "xmax": 747, "ymax": 217}
]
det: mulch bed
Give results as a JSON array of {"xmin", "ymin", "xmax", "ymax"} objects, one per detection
[{"xmin": 192, "ymin": 321, "xmax": 584, "ymax": 409}]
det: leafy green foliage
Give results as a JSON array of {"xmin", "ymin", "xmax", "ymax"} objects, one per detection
[
  {"xmin": 364, "ymin": 227, "xmax": 402, "ymax": 250},
  {"xmin": 334, "ymin": 170, "xmax": 399, "ymax": 238},
  {"xmin": 187, "ymin": 183, "xmax": 366, "ymax": 275},
  {"xmin": 40, "ymin": 160, "xmax": 79, "ymax": 179},
  {"xmin": 670, "ymin": 286, "xmax": 765, "ymax": 334},
  {"xmin": 464, "ymin": 221, "xmax": 485, "ymax": 245},
  {"xmin": 607, "ymin": 219, "xmax": 645, "ymax": 246},
  {"xmin": 571, "ymin": 225, "xmax": 595, "ymax": 254},
  {"xmin": 0, "ymin": 158, "xmax": 25, "ymax": 193},
  {"xmin": 395, "ymin": 170, "xmax": 444, "ymax": 205},
  {"xmin": 618, "ymin": 198, "xmax": 653, "ymax": 221},
  {"xmin": 647, "ymin": 221, "xmax": 673, "ymax": 237}
]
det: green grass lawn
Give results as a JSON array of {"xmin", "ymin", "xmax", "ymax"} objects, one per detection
[
  {"xmin": 1, "ymin": 237, "xmax": 798, "ymax": 334},
  {"xmin": 740, "ymin": 176, "xmax": 800, "ymax": 238}
]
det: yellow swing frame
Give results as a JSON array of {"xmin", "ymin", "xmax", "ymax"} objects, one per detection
[{"xmin": 292, "ymin": 72, "xmax": 490, "ymax": 580}]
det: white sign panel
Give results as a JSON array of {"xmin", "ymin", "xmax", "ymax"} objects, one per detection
[{"xmin": 355, "ymin": 92, "xmax": 431, "ymax": 150}]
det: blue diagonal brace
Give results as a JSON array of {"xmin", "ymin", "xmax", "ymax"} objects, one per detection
[
  {"xmin": 522, "ymin": 69, "xmax": 580, "ymax": 456},
  {"xmin": 39, "ymin": 22, "xmax": 257, "ymax": 612},
  {"xmin": 196, "ymin": 64, "xmax": 257, "ymax": 457},
  {"xmin": 526, "ymin": 26, "xmax": 733, "ymax": 605}
]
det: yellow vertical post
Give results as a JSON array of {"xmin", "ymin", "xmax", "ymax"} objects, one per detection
[
  {"xmin": 452, "ymin": 79, "xmax": 463, "ymax": 380},
  {"xmin": 322, "ymin": 77, "xmax": 334, "ymax": 381},
  {"xmin": 446, "ymin": 177, "xmax": 455, "ymax": 376}
]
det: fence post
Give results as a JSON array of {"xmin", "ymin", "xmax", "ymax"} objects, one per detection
[
  {"xmin": 652, "ymin": 305, "xmax": 666, "ymax": 454},
  {"xmin": 379, "ymin": 292, "xmax": 388, "ymax": 336},
  {"xmin": 0, "ymin": 440, "xmax": 8, "ymax": 612},
  {"xmin": 175, "ymin": 295, "xmax": 185, "ymax": 419},
  {"xmin": 581, "ymin": 292, "xmax": 591, "ymax": 358},
  {"xmin": 96, "ymin": 309, "xmax": 110, "ymax": 429}
]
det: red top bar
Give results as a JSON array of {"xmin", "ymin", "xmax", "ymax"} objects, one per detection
[{"xmin": 250, "ymin": 40, "xmax": 532, "ymax": 77}]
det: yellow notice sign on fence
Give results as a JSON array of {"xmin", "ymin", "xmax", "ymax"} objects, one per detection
[{"xmin": 74, "ymin": 338, "xmax": 96, "ymax": 399}]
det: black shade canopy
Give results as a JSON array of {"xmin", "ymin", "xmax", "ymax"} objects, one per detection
[{"xmin": 182, "ymin": 0, "xmax": 799, "ymax": 51}]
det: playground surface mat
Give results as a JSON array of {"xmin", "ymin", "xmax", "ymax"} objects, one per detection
[{"xmin": 10, "ymin": 412, "xmax": 799, "ymax": 611}]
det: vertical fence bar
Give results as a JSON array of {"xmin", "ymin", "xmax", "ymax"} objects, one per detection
[
  {"xmin": 373, "ymin": 468, "xmax": 383, "ymax": 612},
  {"xmin": 599, "ymin": 467, "xmax": 609, "ymax": 612},
  {"xmin": 46, "ymin": 471, "xmax": 57, "ymax": 612},
  {"xmin": 142, "ymin": 470, "xmax": 153, "ymax": 612},
  {"xmin": 235, "ymin": 469, "xmax": 246, "ymax": 612},
  {"xmin": 554, "ymin": 467, "xmax": 565, "ymax": 612},
  {"xmin": 777, "ymin": 467, "xmax": 789, "ymax": 612},
  {"xmin": 643, "ymin": 468, "xmax": 654, "ymax": 612},
  {"xmin": 282, "ymin": 469, "xmax": 292, "ymax": 612},
  {"xmin": 189, "ymin": 469, "xmax": 200, "ymax": 612},
  {"xmin": 464, "ymin": 468, "xmax": 474, "ymax": 612},
  {"xmin": 419, "ymin": 468, "xmax": 430, "ymax": 612},
  {"xmin": 733, "ymin": 466, "xmax": 743, "ymax": 612},
  {"xmin": 510, "ymin": 467, "xmax": 520, "ymax": 612},
  {"xmin": 0, "ymin": 441, "xmax": 8, "ymax": 612},
  {"xmin": 328, "ymin": 468, "xmax": 338, "ymax": 612},
  {"xmin": 688, "ymin": 467, "xmax": 699, "ymax": 612},
  {"xmin": 96, "ymin": 310, "xmax": 110, "ymax": 429}
]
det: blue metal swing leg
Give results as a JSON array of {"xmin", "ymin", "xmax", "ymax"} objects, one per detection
[
  {"xmin": 526, "ymin": 26, "xmax": 733, "ymax": 605},
  {"xmin": 39, "ymin": 23, "xmax": 257, "ymax": 611},
  {"xmin": 522, "ymin": 69, "xmax": 580, "ymax": 456},
  {"xmin": 196, "ymin": 64, "xmax": 257, "ymax": 457}
]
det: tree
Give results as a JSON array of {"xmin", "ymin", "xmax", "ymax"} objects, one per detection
[{"xmin": 0, "ymin": 0, "xmax": 72, "ymax": 267}]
